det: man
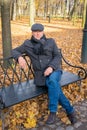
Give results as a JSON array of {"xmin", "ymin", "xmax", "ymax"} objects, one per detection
[{"xmin": 12, "ymin": 23, "xmax": 77, "ymax": 125}]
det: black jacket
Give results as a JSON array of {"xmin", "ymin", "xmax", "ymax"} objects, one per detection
[{"xmin": 12, "ymin": 36, "xmax": 62, "ymax": 86}]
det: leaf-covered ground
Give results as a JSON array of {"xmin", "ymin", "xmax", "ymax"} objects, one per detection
[{"xmin": 0, "ymin": 19, "xmax": 87, "ymax": 129}]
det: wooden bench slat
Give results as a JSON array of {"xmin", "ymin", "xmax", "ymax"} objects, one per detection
[{"xmin": 0, "ymin": 71, "xmax": 82, "ymax": 109}]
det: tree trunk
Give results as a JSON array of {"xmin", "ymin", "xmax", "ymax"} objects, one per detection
[
  {"xmin": 66, "ymin": 0, "xmax": 70, "ymax": 15},
  {"xmin": 82, "ymin": 0, "xmax": 87, "ymax": 27},
  {"xmin": 1, "ymin": 0, "xmax": 12, "ymax": 59},
  {"xmin": 68, "ymin": 0, "xmax": 77, "ymax": 20},
  {"xmin": 10, "ymin": 0, "xmax": 17, "ymax": 20},
  {"xmin": 29, "ymin": 0, "xmax": 35, "ymax": 26}
]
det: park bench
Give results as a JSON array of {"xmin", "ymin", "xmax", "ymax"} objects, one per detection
[{"xmin": 0, "ymin": 50, "xmax": 87, "ymax": 109}]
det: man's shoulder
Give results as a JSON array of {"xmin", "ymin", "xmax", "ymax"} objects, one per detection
[
  {"xmin": 47, "ymin": 38, "xmax": 54, "ymax": 41},
  {"xmin": 23, "ymin": 39, "xmax": 33, "ymax": 47},
  {"xmin": 46, "ymin": 38, "xmax": 55, "ymax": 44},
  {"xmin": 24, "ymin": 39, "xmax": 31, "ymax": 43}
]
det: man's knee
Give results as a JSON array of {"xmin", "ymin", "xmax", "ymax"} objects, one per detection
[
  {"xmin": 49, "ymin": 71, "xmax": 61, "ymax": 81},
  {"xmin": 46, "ymin": 71, "xmax": 61, "ymax": 86}
]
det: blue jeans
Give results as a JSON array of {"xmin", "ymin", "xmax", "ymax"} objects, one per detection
[{"xmin": 46, "ymin": 70, "xmax": 74, "ymax": 114}]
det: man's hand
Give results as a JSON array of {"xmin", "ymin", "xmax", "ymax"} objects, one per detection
[
  {"xmin": 18, "ymin": 56, "xmax": 26, "ymax": 69},
  {"xmin": 44, "ymin": 67, "xmax": 53, "ymax": 76}
]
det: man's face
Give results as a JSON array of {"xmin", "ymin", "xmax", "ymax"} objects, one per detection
[{"xmin": 32, "ymin": 31, "xmax": 44, "ymax": 40}]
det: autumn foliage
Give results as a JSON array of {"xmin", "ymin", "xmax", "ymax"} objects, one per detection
[{"xmin": 0, "ymin": 19, "xmax": 87, "ymax": 129}]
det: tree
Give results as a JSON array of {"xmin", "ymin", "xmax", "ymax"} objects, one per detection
[
  {"xmin": 1, "ymin": 0, "xmax": 12, "ymax": 60},
  {"xmin": 10, "ymin": 0, "xmax": 17, "ymax": 20},
  {"xmin": 82, "ymin": 0, "xmax": 87, "ymax": 27},
  {"xmin": 29, "ymin": 0, "xmax": 35, "ymax": 26}
]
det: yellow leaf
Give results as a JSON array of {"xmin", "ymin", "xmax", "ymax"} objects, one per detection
[{"xmin": 23, "ymin": 123, "xmax": 30, "ymax": 128}]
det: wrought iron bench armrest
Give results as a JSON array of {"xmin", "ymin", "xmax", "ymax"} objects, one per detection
[{"xmin": 60, "ymin": 51, "xmax": 87, "ymax": 80}]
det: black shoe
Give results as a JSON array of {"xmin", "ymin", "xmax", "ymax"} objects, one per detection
[
  {"xmin": 46, "ymin": 112, "xmax": 56, "ymax": 125},
  {"xmin": 67, "ymin": 111, "xmax": 77, "ymax": 124}
]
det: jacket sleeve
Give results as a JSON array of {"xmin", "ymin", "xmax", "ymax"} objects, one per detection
[
  {"xmin": 48, "ymin": 39, "xmax": 62, "ymax": 70},
  {"xmin": 11, "ymin": 40, "xmax": 27, "ymax": 61}
]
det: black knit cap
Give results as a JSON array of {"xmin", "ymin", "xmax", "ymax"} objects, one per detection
[{"xmin": 31, "ymin": 23, "xmax": 44, "ymax": 31}]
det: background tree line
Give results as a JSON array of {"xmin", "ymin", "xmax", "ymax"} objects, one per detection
[
  {"xmin": 0, "ymin": 0, "xmax": 87, "ymax": 60},
  {"xmin": 10, "ymin": 0, "xmax": 86, "ymax": 25}
]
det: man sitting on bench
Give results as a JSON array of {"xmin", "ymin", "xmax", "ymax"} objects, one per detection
[{"xmin": 12, "ymin": 23, "xmax": 77, "ymax": 125}]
